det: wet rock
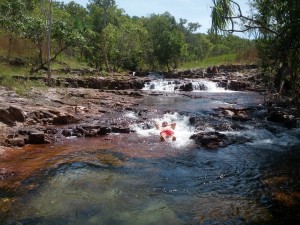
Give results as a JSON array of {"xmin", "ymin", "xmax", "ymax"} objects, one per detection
[
  {"xmin": 6, "ymin": 137, "xmax": 25, "ymax": 147},
  {"xmin": 0, "ymin": 168, "xmax": 16, "ymax": 180},
  {"xmin": 28, "ymin": 131, "xmax": 45, "ymax": 144},
  {"xmin": 224, "ymin": 110, "xmax": 235, "ymax": 117},
  {"xmin": 227, "ymin": 80, "xmax": 248, "ymax": 91},
  {"xmin": 180, "ymin": 82, "xmax": 193, "ymax": 91},
  {"xmin": 52, "ymin": 113, "xmax": 79, "ymax": 125},
  {"xmin": 267, "ymin": 110, "xmax": 297, "ymax": 128},
  {"xmin": 190, "ymin": 131, "xmax": 233, "ymax": 149},
  {"xmin": 98, "ymin": 126, "xmax": 112, "ymax": 135},
  {"xmin": 218, "ymin": 107, "xmax": 251, "ymax": 121},
  {"xmin": 61, "ymin": 129, "xmax": 73, "ymax": 137},
  {"xmin": 111, "ymin": 126, "xmax": 131, "ymax": 133}
]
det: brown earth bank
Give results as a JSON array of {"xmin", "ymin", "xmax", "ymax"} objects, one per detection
[{"xmin": 0, "ymin": 64, "xmax": 299, "ymax": 151}]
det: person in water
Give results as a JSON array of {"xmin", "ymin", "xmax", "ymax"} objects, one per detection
[{"xmin": 155, "ymin": 121, "xmax": 176, "ymax": 142}]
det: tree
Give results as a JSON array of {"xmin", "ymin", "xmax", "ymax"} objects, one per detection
[
  {"xmin": 111, "ymin": 17, "xmax": 148, "ymax": 71},
  {"xmin": 87, "ymin": 0, "xmax": 120, "ymax": 72},
  {"xmin": 210, "ymin": 0, "xmax": 300, "ymax": 95},
  {"xmin": 23, "ymin": 1, "xmax": 85, "ymax": 72},
  {"xmin": 0, "ymin": 0, "xmax": 27, "ymax": 61},
  {"xmin": 144, "ymin": 12, "xmax": 185, "ymax": 71},
  {"xmin": 63, "ymin": 1, "xmax": 89, "ymax": 60}
]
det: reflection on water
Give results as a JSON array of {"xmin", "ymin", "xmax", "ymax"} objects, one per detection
[
  {"xmin": 2, "ymin": 145, "xmax": 275, "ymax": 225},
  {"xmin": 1, "ymin": 91, "xmax": 300, "ymax": 225}
]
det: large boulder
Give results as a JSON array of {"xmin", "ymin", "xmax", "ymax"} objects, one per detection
[{"xmin": 190, "ymin": 131, "xmax": 233, "ymax": 149}]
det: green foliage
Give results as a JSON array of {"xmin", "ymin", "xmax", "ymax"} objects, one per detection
[
  {"xmin": 211, "ymin": 0, "xmax": 233, "ymax": 34},
  {"xmin": 210, "ymin": 0, "xmax": 300, "ymax": 96},
  {"xmin": 255, "ymin": 0, "xmax": 300, "ymax": 94},
  {"xmin": 0, "ymin": 0, "xmax": 253, "ymax": 76},
  {"xmin": 143, "ymin": 12, "xmax": 186, "ymax": 71}
]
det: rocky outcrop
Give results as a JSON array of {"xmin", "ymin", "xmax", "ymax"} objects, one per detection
[{"xmin": 0, "ymin": 106, "xmax": 25, "ymax": 126}]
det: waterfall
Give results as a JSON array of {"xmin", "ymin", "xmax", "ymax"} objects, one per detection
[{"xmin": 143, "ymin": 79, "xmax": 227, "ymax": 92}]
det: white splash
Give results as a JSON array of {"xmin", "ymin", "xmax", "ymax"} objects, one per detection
[
  {"xmin": 142, "ymin": 79, "xmax": 227, "ymax": 92},
  {"xmin": 143, "ymin": 80, "xmax": 178, "ymax": 91},
  {"xmin": 191, "ymin": 80, "xmax": 226, "ymax": 92},
  {"xmin": 124, "ymin": 112, "xmax": 138, "ymax": 119},
  {"xmin": 131, "ymin": 112, "xmax": 196, "ymax": 148},
  {"xmin": 223, "ymin": 128, "xmax": 300, "ymax": 152}
]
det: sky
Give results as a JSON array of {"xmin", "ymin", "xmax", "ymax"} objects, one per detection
[{"xmin": 60, "ymin": 0, "xmax": 251, "ymax": 34}]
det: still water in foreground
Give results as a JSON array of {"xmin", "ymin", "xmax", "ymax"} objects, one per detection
[{"xmin": 1, "ymin": 89, "xmax": 299, "ymax": 225}]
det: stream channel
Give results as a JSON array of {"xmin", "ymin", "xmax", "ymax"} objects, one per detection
[{"xmin": 1, "ymin": 79, "xmax": 300, "ymax": 225}]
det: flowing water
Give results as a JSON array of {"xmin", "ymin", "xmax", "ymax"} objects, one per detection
[{"xmin": 1, "ymin": 80, "xmax": 300, "ymax": 225}]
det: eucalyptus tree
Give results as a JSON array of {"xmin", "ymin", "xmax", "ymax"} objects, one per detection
[{"xmin": 210, "ymin": 0, "xmax": 300, "ymax": 95}]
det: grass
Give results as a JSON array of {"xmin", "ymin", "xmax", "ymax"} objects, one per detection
[
  {"xmin": 180, "ymin": 48, "xmax": 258, "ymax": 70},
  {"xmin": 51, "ymin": 54, "xmax": 89, "ymax": 70},
  {"xmin": 0, "ymin": 62, "xmax": 47, "ymax": 96},
  {"xmin": 180, "ymin": 53, "xmax": 238, "ymax": 70}
]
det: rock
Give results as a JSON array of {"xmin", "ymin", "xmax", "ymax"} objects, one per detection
[
  {"xmin": 98, "ymin": 127, "xmax": 112, "ymax": 135},
  {"xmin": 180, "ymin": 82, "xmax": 193, "ymax": 91},
  {"xmin": 6, "ymin": 137, "xmax": 25, "ymax": 147},
  {"xmin": 0, "ymin": 168, "xmax": 16, "ymax": 180},
  {"xmin": 52, "ymin": 113, "xmax": 79, "ymax": 125},
  {"xmin": 224, "ymin": 110, "xmax": 235, "ymax": 117},
  {"xmin": 84, "ymin": 129, "xmax": 98, "ymax": 137},
  {"xmin": 28, "ymin": 132, "xmax": 45, "ymax": 144},
  {"xmin": 8, "ymin": 106, "xmax": 25, "ymax": 122},
  {"xmin": 267, "ymin": 110, "xmax": 297, "ymax": 128},
  {"xmin": 190, "ymin": 131, "xmax": 233, "ymax": 149},
  {"xmin": 62, "ymin": 129, "xmax": 73, "ymax": 137},
  {"xmin": 111, "ymin": 126, "xmax": 131, "ymax": 133},
  {"xmin": 0, "ymin": 108, "xmax": 15, "ymax": 126},
  {"xmin": 227, "ymin": 80, "xmax": 248, "ymax": 91}
]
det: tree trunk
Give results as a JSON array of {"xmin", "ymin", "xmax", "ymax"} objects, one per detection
[
  {"xmin": 46, "ymin": 0, "xmax": 53, "ymax": 86},
  {"xmin": 7, "ymin": 33, "xmax": 13, "ymax": 61},
  {"xmin": 38, "ymin": 40, "xmax": 43, "ymax": 68}
]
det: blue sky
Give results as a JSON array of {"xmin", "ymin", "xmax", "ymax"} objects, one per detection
[{"xmin": 61, "ymin": 0, "xmax": 250, "ymax": 34}]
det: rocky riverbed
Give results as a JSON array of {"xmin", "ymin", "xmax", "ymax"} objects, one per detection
[{"xmin": 0, "ymin": 64, "xmax": 299, "ymax": 151}]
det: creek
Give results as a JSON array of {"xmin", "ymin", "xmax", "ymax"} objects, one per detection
[{"xmin": 0, "ymin": 79, "xmax": 299, "ymax": 225}]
